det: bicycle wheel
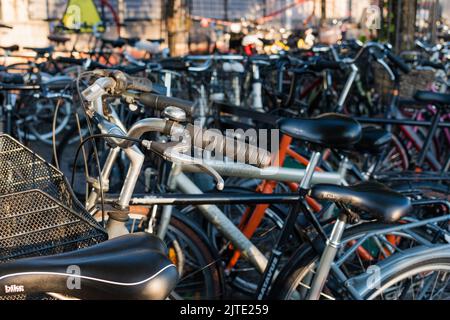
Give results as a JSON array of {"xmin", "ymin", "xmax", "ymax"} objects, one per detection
[
  {"xmin": 377, "ymin": 132, "xmax": 410, "ymax": 172},
  {"xmin": 164, "ymin": 213, "xmax": 224, "ymax": 300},
  {"xmin": 363, "ymin": 248, "xmax": 450, "ymax": 300},
  {"xmin": 269, "ymin": 221, "xmax": 440, "ymax": 300},
  {"xmin": 202, "ymin": 186, "xmax": 300, "ymax": 296},
  {"xmin": 16, "ymin": 93, "xmax": 72, "ymax": 145}
]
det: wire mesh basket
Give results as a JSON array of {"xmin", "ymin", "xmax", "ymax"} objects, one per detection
[
  {"xmin": 0, "ymin": 134, "xmax": 107, "ymax": 263},
  {"xmin": 374, "ymin": 64, "xmax": 435, "ymax": 100}
]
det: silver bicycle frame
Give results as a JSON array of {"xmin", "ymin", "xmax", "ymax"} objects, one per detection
[{"xmin": 88, "ymin": 120, "xmax": 350, "ymax": 275}]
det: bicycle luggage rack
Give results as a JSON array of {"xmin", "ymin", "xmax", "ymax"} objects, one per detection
[{"xmin": 0, "ymin": 134, "xmax": 107, "ymax": 263}]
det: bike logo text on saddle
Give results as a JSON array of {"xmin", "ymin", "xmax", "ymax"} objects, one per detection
[{"xmin": 4, "ymin": 284, "xmax": 24, "ymax": 293}]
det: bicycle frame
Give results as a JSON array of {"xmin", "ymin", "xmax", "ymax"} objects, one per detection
[{"xmin": 82, "ymin": 96, "xmax": 349, "ymax": 275}]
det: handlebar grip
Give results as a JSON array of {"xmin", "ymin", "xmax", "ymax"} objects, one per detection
[
  {"xmin": 0, "ymin": 72, "xmax": 24, "ymax": 84},
  {"xmin": 126, "ymin": 75, "xmax": 152, "ymax": 92},
  {"xmin": 87, "ymin": 60, "xmax": 109, "ymax": 70},
  {"xmin": 56, "ymin": 57, "xmax": 86, "ymax": 65},
  {"xmin": 386, "ymin": 50, "xmax": 411, "ymax": 74},
  {"xmin": 420, "ymin": 60, "xmax": 444, "ymax": 70},
  {"xmin": 159, "ymin": 58, "xmax": 188, "ymax": 71},
  {"xmin": 310, "ymin": 60, "xmax": 342, "ymax": 71},
  {"xmin": 186, "ymin": 124, "xmax": 272, "ymax": 168},
  {"xmin": 117, "ymin": 64, "xmax": 147, "ymax": 75},
  {"xmin": 138, "ymin": 93, "xmax": 194, "ymax": 115}
]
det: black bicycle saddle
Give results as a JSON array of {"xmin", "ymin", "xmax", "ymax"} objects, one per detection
[
  {"xmin": 310, "ymin": 181, "xmax": 412, "ymax": 223},
  {"xmin": 0, "ymin": 233, "xmax": 178, "ymax": 300},
  {"xmin": 278, "ymin": 113, "xmax": 362, "ymax": 149}
]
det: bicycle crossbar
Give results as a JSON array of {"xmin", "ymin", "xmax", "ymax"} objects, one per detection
[
  {"xmin": 104, "ymin": 193, "xmax": 301, "ymax": 206},
  {"xmin": 180, "ymin": 160, "xmax": 344, "ymax": 184}
]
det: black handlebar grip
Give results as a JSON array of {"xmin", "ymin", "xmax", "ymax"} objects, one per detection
[
  {"xmin": 56, "ymin": 57, "xmax": 86, "ymax": 65},
  {"xmin": 138, "ymin": 93, "xmax": 194, "ymax": 115},
  {"xmin": 87, "ymin": 60, "xmax": 109, "ymax": 70},
  {"xmin": 310, "ymin": 60, "xmax": 342, "ymax": 71},
  {"xmin": 186, "ymin": 124, "xmax": 272, "ymax": 168},
  {"xmin": 386, "ymin": 50, "xmax": 411, "ymax": 74},
  {"xmin": 159, "ymin": 58, "xmax": 188, "ymax": 71},
  {"xmin": 420, "ymin": 60, "xmax": 444, "ymax": 70},
  {"xmin": 0, "ymin": 72, "xmax": 24, "ymax": 84},
  {"xmin": 117, "ymin": 64, "xmax": 147, "ymax": 75},
  {"xmin": 4, "ymin": 45, "xmax": 19, "ymax": 52},
  {"xmin": 126, "ymin": 75, "xmax": 152, "ymax": 92}
]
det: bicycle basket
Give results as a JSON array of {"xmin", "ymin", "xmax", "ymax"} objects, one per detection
[{"xmin": 0, "ymin": 134, "xmax": 107, "ymax": 262}]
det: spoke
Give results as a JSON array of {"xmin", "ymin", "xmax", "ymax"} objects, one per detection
[
  {"xmin": 429, "ymin": 271, "xmax": 441, "ymax": 300},
  {"xmin": 179, "ymin": 257, "xmax": 222, "ymax": 283}
]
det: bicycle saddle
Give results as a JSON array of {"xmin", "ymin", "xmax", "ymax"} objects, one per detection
[
  {"xmin": 121, "ymin": 37, "xmax": 140, "ymax": 46},
  {"xmin": 0, "ymin": 233, "xmax": 178, "ymax": 300},
  {"xmin": 0, "ymin": 45, "xmax": 19, "ymax": 52},
  {"xmin": 159, "ymin": 57, "xmax": 189, "ymax": 71},
  {"xmin": 0, "ymin": 72, "xmax": 24, "ymax": 84},
  {"xmin": 310, "ymin": 182, "xmax": 411, "ymax": 223},
  {"xmin": 23, "ymin": 46, "xmax": 54, "ymax": 55},
  {"xmin": 353, "ymin": 126, "xmax": 392, "ymax": 155},
  {"xmin": 47, "ymin": 35, "xmax": 70, "ymax": 44},
  {"xmin": 278, "ymin": 113, "xmax": 361, "ymax": 149},
  {"xmin": 42, "ymin": 75, "xmax": 72, "ymax": 90},
  {"xmin": 414, "ymin": 90, "xmax": 450, "ymax": 106},
  {"xmin": 146, "ymin": 38, "xmax": 165, "ymax": 44},
  {"xmin": 102, "ymin": 38, "xmax": 126, "ymax": 48}
]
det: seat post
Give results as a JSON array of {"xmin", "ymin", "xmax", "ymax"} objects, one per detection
[
  {"xmin": 299, "ymin": 151, "xmax": 322, "ymax": 190},
  {"xmin": 307, "ymin": 212, "xmax": 348, "ymax": 300}
]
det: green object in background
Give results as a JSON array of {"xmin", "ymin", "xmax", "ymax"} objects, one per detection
[{"xmin": 62, "ymin": 0, "xmax": 104, "ymax": 33}]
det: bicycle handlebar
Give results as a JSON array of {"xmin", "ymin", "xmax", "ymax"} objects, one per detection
[
  {"xmin": 309, "ymin": 59, "xmax": 342, "ymax": 71},
  {"xmin": 385, "ymin": 50, "xmax": 411, "ymax": 74},
  {"xmin": 138, "ymin": 93, "xmax": 194, "ymax": 116},
  {"xmin": 185, "ymin": 124, "xmax": 272, "ymax": 169},
  {"xmin": 328, "ymin": 42, "xmax": 410, "ymax": 77}
]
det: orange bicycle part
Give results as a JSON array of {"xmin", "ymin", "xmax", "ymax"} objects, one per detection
[
  {"xmin": 129, "ymin": 205, "xmax": 151, "ymax": 215},
  {"xmin": 226, "ymin": 134, "xmax": 323, "ymax": 270},
  {"xmin": 347, "ymin": 240, "xmax": 375, "ymax": 262}
]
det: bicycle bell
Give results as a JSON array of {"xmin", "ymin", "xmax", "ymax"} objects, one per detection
[{"xmin": 163, "ymin": 106, "xmax": 186, "ymax": 123}]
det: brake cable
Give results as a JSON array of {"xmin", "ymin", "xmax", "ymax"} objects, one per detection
[{"xmin": 76, "ymin": 71, "xmax": 108, "ymax": 225}]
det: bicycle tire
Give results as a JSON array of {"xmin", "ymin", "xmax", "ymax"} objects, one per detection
[
  {"xmin": 165, "ymin": 212, "xmax": 225, "ymax": 300},
  {"xmin": 268, "ymin": 221, "xmax": 438, "ymax": 300},
  {"xmin": 362, "ymin": 247, "xmax": 450, "ymax": 300}
]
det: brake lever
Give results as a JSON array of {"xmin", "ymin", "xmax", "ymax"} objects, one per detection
[
  {"xmin": 369, "ymin": 47, "xmax": 396, "ymax": 81},
  {"xmin": 146, "ymin": 140, "xmax": 225, "ymax": 190},
  {"xmin": 172, "ymin": 153, "xmax": 225, "ymax": 191},
  {"xmin": 377, "ymin": 57, "xmax": 396, "ymax": 81}
]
